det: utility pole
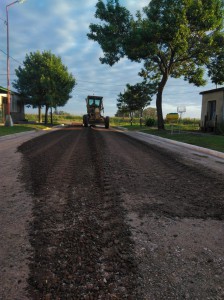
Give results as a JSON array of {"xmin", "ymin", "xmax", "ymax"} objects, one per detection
[{"xmin": 5, "ymin": 0, "xmax": 27, "ymax": 126}]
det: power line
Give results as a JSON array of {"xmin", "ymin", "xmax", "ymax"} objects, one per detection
[
  {"xmin": 0, "ymin": 16, "xmax": 6, "ymax": 23},
  {"xmin": 0, "ymin": 49, "xmax": 22, "ymax": 65},
  {"xmin": 76, "ymin": 79, "xmax": 126, "ymax": 87},
  {"xmin": 76, "ymin": 78, "xmax": 202, "ymax": 88},
  {"xmin": 75, "ymin": 80, "xmax": 202, "ymax": 95}
]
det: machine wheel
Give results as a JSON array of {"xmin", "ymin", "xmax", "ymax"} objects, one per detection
[
  {"xmin": 105, "ymin": 116, "xmax": 110, "ymax": 129},
  {"xmin": 83, "ymin": 115, "xmax": 89, "ymax": 127}
]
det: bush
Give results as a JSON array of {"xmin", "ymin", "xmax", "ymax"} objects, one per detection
[
  {"xmin": 145, "ymin": 118, "xmax": 156, "ymax": 127},
  {"xmin": 217, "ymin": 122, "xmax": 224, "ymax": 135},
  {"xmin": 180, "ymin": 118, "xmax": 200, "ymax": 125}
]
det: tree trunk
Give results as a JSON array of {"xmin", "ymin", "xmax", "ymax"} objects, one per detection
[
  {"xmin": 45, "ymin": 105, "xmax": 49, "ymax": 125},
  {"xmin": 38, "ymin": 105, "xmax": 42, "ymax": 123},
  {"xmin": 130, "ymin": 112, "xmax": 133, "ymax": 126},
  {"xmin": 50, "ymin": 107, "xmax": 53, "ymax": 125},
  {"xmin": 156, "ymin": 73, "xmax": 168, "ymax": 130},
  {"xmin": 156, "ymin": 94, "xmax": 164, "ymax": 130},
  {"xmin": 140, "ymin": 108, "xmax": 143, "ymax": 127}
]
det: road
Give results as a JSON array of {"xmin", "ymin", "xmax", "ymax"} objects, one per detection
[{"xmin": 0, "ymin": 126, "xmax": 224, "ymax": 299}]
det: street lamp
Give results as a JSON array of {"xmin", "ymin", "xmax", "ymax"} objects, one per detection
[{"xmin": 5, "ymin": 0, "xmax": 26, "ymax": 126}]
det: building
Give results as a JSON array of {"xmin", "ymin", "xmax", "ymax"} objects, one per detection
[
  {"xmin": 200, "ymin": 87, "xmax": 224, "ymax": 132},
  {"xmin": 0, "ymin": 86, "xmax": 25, "ymax": 123}
]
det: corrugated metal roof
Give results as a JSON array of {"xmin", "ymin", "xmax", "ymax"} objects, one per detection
[
  {"xmin": 200, "ymin": 87, "xmax": 224, "ymax": 95},
  {"xmin": 0, "ymin": 86, "xmax": 20, "ymax": 95}
]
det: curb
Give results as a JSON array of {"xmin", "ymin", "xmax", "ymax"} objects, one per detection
[
  {"xmin": 0, "ymin": 125, "xmax": 65, "ymax": 141},
  {"xmin": 0, "ymin": 130, "xmax": 37, "ymax": 141},
  {"xmin": 124, "ymin": 131, "xmax": 224, "ymax": 159}
]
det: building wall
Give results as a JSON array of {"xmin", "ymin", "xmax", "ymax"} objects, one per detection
[
  {"xmin": 0, "ymin": 92, "xmax": 25, "ymax": 123},
  {"xmin": 0, "ymin": 94, "xmax": 7, "ymax": 123},
  {"xmin": 11, "ymin": 94, "xmax": 25, "ymax": 122},
  {"xmin": 201, "ymin": 90, "xmax": 224, "ymax": 129},
  {"xmin": 11, "ymin": 94, "xmax": 25, "ymax": 113}
]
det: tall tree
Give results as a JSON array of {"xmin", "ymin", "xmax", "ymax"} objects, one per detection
[
  {"xmin": 207, "ymin": 33, "xmax": 224, "ymax": 86},
  {"xmin": 143, "ymin": 107, "xmax": 157, "ymax": 119},
  {"xmin": 13, "ymin": 51, "xmax": 76, "ymax": 123},
  {"xmin": 117, "ymin": 81, "xmax": 155, "ymax": 124},
  {"xmin": 88, "ymin": 0, "xmax": 224, "ymax": 129}
]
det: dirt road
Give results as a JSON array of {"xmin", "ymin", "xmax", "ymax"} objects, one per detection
[{"xmin": 1, "ymin": 126, "xmax": 224, "ymax": 299}]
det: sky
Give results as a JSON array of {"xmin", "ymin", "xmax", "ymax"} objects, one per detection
[{"xmin": 0, "ymin": 0, "xmax": 220, "ymax": 118}]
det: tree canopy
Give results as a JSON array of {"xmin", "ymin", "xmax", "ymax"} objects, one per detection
[
  {"xmin": 13, "ymin": 51, "xmax": 76, "ymax": 123},
  {"xmin": 207, "ymin": 34, "xmax": 224, "ymax": 86},
  {"xmin": 88, "ymin": 0, "xmax": 224, "ymax": 129},
  {"xmin": 117, "ymin": 81, "xmax": 155, "ymax": 117}
]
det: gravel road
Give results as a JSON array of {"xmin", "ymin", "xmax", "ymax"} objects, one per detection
[{"xmin": 0, "ymin": 126, "xmax": 224, "ymax": 299}]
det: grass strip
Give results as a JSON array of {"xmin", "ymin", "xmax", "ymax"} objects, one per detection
[
  {"xmin": 0, "ymin": 124, "xmax": 50, "ymax": 137},
  {"xmin": 120, "ymin": 125, "xmax": 224, "ymax": 153}
]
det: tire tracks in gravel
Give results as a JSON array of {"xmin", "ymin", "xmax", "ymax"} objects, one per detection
[
  {"xmin": 100, "ymin": 130, "xmax": 224, "ymax": 221},
  {"xmin": 96, "ymin": 129, "xmax": 224, "ymax": 299},
  {"xmin": 18, "ymin": 126, "xmax": 141, "ymax": 300},
  {"xmin": 18, "ymin": 126, "xmax": 224, "ymax": 299}
]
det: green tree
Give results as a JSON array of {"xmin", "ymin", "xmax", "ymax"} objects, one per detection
[
  {"xmin": 143, "ymin": 107, "xmax": 157, "ymax": 119},
  {"xmin": 13, "ymin": 51, "xmax": 76, "ymax": 124},
  {"xmin": 117, "ymin": 81, "xmax": 155, "ymax": 125},
  {"xmin": 88, "ymin": 0, "xmax": 224, "ymax": 129},
  {"xmin": 115, "ymin": 105, "xmax": 129, "ymax": 118},
  {"xmin": 207, "ymin": 34, "xmax": 224, "ymax": 86}
]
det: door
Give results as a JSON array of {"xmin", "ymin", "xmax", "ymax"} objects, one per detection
[{"xmin": 207, "ymin": 100, "xmax": 216, "ymax": 121}]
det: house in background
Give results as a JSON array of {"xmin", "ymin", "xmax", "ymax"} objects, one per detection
[
  {"xmin": 200, "ymin": 87, "xmax": 224, "ymax": 132},
  {"xmin": 0, "ymin": 86, "xmax": 25, "ymax": 123}
]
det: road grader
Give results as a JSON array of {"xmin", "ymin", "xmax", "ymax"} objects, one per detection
[{"xmin": 83, "ymin": 95, "xmax": 110, "ymax": 129}]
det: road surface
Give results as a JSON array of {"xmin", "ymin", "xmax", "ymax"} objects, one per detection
[{"xmin": 0, "ymin": 126, "xmax": 224, "ymax": 299}]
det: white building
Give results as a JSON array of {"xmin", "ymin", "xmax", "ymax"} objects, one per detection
[
  {"xmin": 0, "ymin": 86, "xmax": 25, "ymax": 123},
  {"xmin": 200, "ymin": 87, "xmax": 224, "ymax": 132}
]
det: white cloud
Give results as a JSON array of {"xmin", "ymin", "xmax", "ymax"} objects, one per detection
[{"xmin": 1, "ymin": 0, "xmax": 217, "ymax": 119}]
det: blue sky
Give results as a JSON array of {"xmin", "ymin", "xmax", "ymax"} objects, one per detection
[{"xmin": 0, "ymin": 0, "xmax": 219, "ymax": 118}]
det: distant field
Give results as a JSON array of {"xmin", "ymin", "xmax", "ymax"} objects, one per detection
[
  {"xmin": 25, "ymin": 114, "xmax": 200, "ymax": 128},
  {"xmin": 25, "ymin": 113, "xmax": 83, "ymax": 124}
]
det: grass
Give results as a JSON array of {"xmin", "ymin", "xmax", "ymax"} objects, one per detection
[
  {"xmin": 157, "ymin": 132, "xmax": 224, "ymax": 153},
  {"xmin": 0, "ymin": 124, "xmax": 51, "ymax": 137},
  {"xmin": 119, "ymin": 125, "xmax": 224, "ymax": 153}
]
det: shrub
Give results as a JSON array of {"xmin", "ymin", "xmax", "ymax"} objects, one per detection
[
  {"xmin": 180, "ymin": 118, "xmax": 200, "ymax": 125},
  {"xmin": 217, "ymin": 122, "xmax": 224, "ymax": 135},
  {"xmin": 145, "ymin": 118, "xmax": 156, "ymax": 127}
]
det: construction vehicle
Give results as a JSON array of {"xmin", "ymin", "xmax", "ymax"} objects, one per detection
[{"xmin": 83, "ymin": 95, "xmax": 110, "ymax": 129}]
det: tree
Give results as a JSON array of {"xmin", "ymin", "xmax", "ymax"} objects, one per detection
[
  {"xmin": 13, "ymin": 51, "xmax": 76, "ymax": 124},
  {"xmin": 88, "ymin": 0, "xmax": 224, "ymax": 129},
  {"xmin": 143, "ymin": 107, "xmax": 157, "ymax": 119},
  {"xmin": 207, "ymin": 34, "xmax": 224, "ymax": 86},
  {"xmin": 117, "ymin": 81, "xmax": 155, "ymax": 125},
  {"xmin": 115, "ymin": 105, "xmax": 129, "ymax": 118}
]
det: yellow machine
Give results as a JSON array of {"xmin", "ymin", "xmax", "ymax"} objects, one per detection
[
  {"xmin": 83, "ymin": 95, "xmax": 109, "ymax": 128},
  {"xmin": 166, "ymin": 113, "xmax": 179, "ymax": 122}
]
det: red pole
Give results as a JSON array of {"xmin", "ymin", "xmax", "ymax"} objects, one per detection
[
  {"xmin": 5, "ymin": 1, "xmax": 20, "ymax": 126},
  {"xmin": 6, "ymin": 5, "xmax": 10, "ymax": 117}
]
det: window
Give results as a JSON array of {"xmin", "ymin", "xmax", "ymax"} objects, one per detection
[
  {"xmin": 88, "ymin": 99, "xmax": 101, "ymax": 107},
  {"xmin": 88, "ymin": 99, "xmax": 94, "ymax": 106},
  {"xmin": 94, "ymin": 100, "xmax": 100, "ymax": 107}
]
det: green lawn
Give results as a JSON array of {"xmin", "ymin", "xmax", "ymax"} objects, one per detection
[
  {"xmin": 120, "ymin": 125, "xmax": 224, "ymax": 153},
  {"xmin": 0, "ymin": 124, "xmax": 50, "ymax": 137}
]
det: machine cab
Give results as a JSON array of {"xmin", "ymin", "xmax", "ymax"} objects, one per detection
[{"xmin": 86, "ymin": 96, "xmax": 104, "ymax": 112}]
